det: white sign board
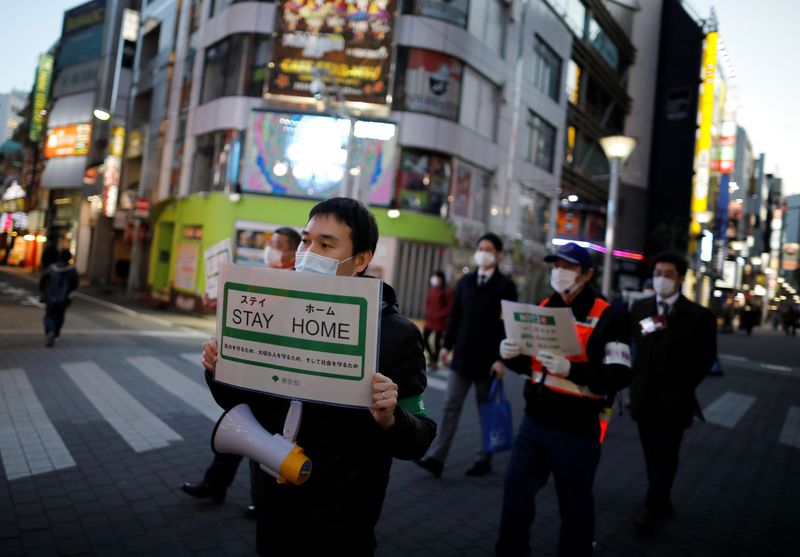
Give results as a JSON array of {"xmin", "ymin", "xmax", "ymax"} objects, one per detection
[
  {"xmin": 215, "ymin": 264, "xmax": 382, "ymax": 408},
  {"xmin": 204, "ymin": 238, "xmax": 232, "ymax": 299},
  {"xmin": 501, "ymin": 300, "xmax": 582, "ymax": 357},
  {"xmin": 174, "ymin": 243, "xmax": 199, "ymax": 291}
]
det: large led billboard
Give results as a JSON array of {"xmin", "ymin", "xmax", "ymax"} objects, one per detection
[{"xmin": 241, "ymin": 110, "xmax": 397, "ymax": 205}]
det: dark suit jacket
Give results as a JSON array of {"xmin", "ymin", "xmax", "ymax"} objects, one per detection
[
  {"xmin": 629, "ymin": 294, "xmax": 717, "ymax": 429},
  {"xmin": 443, "ymin": 269, "xmax": 518, "ymax": 379}
]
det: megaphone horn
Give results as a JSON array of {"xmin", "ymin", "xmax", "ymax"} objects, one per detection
[{"xmin": 212, "ymin": 403, "xmax": 311, "ymax": 486}]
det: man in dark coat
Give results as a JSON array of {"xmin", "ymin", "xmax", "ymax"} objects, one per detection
[
  {"xmin": 416, "ymin": 232, "xmax": 518, "ymax": 477},
  {"xmin": 629, "ymin": 252, "xmax": 717, "ymax": 534},
  {"xmin": 201, "ymin": 198, "xmax": 435, "ymax": 556},
  {"xmin": 39, "ymin": 248, "xmax": 79, "ymax": 347}
]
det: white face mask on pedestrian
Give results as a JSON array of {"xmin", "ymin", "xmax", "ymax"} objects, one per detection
[
  {"xmin": 430, "ymin": 277, "xmax": 441, "ymax": 288},
  {"xmin": 653, "ymin": 276, "xmax": 677, "ymax": 298},
  {"xmin": 550, "ymin": 268, "xmax": 580, "ymax": 297},
  {"xmin": 263, "ymin": 246, "xmax": 283, "ymax": 267},
  {"xmin": 473, "ymin": 250, "xmax": 496, "ymax": 268},
  {"xmin": 294, "ymin": 250, "xmax": 352, "ymax": 276}
]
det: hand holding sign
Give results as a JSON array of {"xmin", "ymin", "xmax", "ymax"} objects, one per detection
[
  {"xmin": 370, "ymin": 373, "xmax": 398, "ymax": 429},
  {"xmin": 202, "ymin": 337, "xmax": 218, "ymax": 374}
]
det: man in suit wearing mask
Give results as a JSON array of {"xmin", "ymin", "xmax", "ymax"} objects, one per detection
[
  {"xmin": 628, "ymin": 252, "xmax": 717, "ymax": 535},
  {"xmin": 416, "ymin": 232, "xmax": 518, "ymax": 478}
]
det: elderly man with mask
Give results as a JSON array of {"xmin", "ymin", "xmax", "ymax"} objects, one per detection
[{"xmin": 495, "ymin": 242, "xmax": 633, "ymax": 557}]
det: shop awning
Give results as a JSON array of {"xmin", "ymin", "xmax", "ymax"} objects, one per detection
[{"xmin": 41, "ymin": 156, "xmax": 89, "ymax": 189}]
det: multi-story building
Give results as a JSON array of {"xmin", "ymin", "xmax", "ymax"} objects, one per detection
[
  {"xmin": 0, "ymin": 90, "xmax": 27, "ymax": 142},
  {"xmin": 538, "ymin": 0, "xmax": 642, "ymax": 292},
  {"xmin": 39, "ymin": 0, "xmax": 138, "ymax": 282},
  {"xmin": 781, "ymin": 193, "xmax": 800, "ymax": 289},
  {"xmin": 133, "ymin": 0, "xmax": 577, "ymax": 315}
]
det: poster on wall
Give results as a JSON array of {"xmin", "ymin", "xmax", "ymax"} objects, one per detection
[
  {"xmin": 395, "ymin": 48, "xmax": 463, "ymax": 121},
  {"xmin": 268, "ymin": 0, "xmax": 397, "ymax": 105},
  {"xmin": 175, "ymin": 242, "xmax": 199, "ymax": 291},
  {"xmin": 240, "ymin": 110, "xmax": 397, "ymax": 205}
]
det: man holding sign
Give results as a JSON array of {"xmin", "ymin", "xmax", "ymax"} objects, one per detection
[
  {"xmin": 202, "ymin": 198, "xmax": 435, "ymax": 556},
  {"xmin": 495, "ymin": 243, "xmax": 632, "ymax": 557}
]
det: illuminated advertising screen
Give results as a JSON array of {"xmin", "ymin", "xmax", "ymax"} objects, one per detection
[
  {"xmin": 240, "ymin": 110, "xmax": 397, "ymax": 205},
  {"xmin": 45, "ymin": 124, "xmax": 92, "ymax": 159},
  {"xmin": 268, "ymin": 0, "xmax": 396, "ymax": 105}
]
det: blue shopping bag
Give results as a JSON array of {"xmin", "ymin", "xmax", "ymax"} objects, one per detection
[{"xmin": 479, "ymin": 378, "xmax": 514, "ymax": 454}]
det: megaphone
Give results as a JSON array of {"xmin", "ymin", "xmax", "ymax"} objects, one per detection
[{"xmin": 212, "ymin": 401, "xmax": 311, "ymax": 485}]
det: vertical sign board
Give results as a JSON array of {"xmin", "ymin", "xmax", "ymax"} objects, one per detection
[
  {"xmin": 30, "ymin": 54, "xmax": 54, "ymax": 142},
  {"xmin": 691, "ymin": 31, "xmax": 718, "ymax": 235},
  {"xmin": 174, "ymin": 242, "xmax": 199, "ymax": 291},
  {"xmin": 215, "ymin": 264, "xmax": 381, "ymax": 408},
  {"xmin": 268, "ymin": 0, "xmax": 397, "ymax": 105}
]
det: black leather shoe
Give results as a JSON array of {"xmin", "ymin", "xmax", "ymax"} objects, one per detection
[
  {"xmin": 464, "ymin": 461, "xmax": 491, "ymax": 477},
  {"xmin": 415, "ymin": 457, "xmax": 443, "ymax": 478},
  {"xmin": 243, "ymin": 504, "xmax": 257, "ymax": 519},
  {"xmin": 180, "ymin": 482, "xmax": 226, "ymax": 504}
]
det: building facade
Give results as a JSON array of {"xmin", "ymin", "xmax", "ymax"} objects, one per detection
[
  {"xmin": 130, "ymin": 0, "xmax": 577, "ymax": 315},
  {"xmin": 0, "ymin": 90, "xmax": 27, "ymax": 142}
]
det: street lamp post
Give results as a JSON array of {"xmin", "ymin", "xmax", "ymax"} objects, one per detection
[{"xmin": 599, "ymin": 135, "xmax": 637, "ymax": 299}]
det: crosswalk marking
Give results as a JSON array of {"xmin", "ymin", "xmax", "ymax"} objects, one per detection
[
  {"xmin": 181, "ymin": 352, "xmax": 201, "ymax": 366},
  {"xmin": 0, "ymin": 368, "xmax": 75, "ymax": 480},
  {"xmin": 3, "ymin": 329, "xmax": 208, "ymax": 338},
  {"xmin": 62, "ymin": 362, "xmax": 182, "ymax": 452},
  {"xmin": 127, "ymin": 356, "xmax": 221, "ymax": 422},
  {"xmin": 703, "ymin": 391, "xmax": 756, "ymax": 429},
  {"xmin": 779, "ymin": 407, "xmax": 800, "ymax": 449}
]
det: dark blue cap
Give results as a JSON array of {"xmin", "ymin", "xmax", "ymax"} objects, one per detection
[{"xmin": 544, "ymin": 243, "xmax": 594, "ymax": 270}]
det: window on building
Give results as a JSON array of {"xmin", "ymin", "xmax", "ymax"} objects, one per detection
[
  {"xmin": 587, "ymin": 17, "xmax": 620, "ymax": 72},
  {"xmin": 532, "ymin": 35, "xmax": 562, "ymax": 102},
  {"xmin": 459, "ymin": 67, "xmax": 498, "ymax": 139},
  {"xmin": 520, "ymin": 189, "xmax": 551, "ymax": 245},
  {"xmin": 190, "ymin": 129, "xmax": 241, "ymax": 193},
  {"xmin": 395, "ymin": 148, "xmax": 451, "ymax": 216},
  {"xmin": 209, "ymin": 0, "xmax": 274, "ymax": 19},
  {"xmin": 544, "ymin": 0, "xmax": 586, "ymax": 37},
  {"xmin": 402, "ymin": 0, "xmax": 469, "ymax": 27},
  {"xmin": 450, "ymin": 160, "xmax": 489, "ymax": 223},
  {"xmin": 140, "ymin": 23, "xmax": 161, "ymax": 67},
  {"xmin": 527, "ymin": 111, "xmax": 556, "ymax": 172},
  {"xmin": 200, "ymin": 34, "xmax": 270, "ymax": 104},
  {"xmin": 565, "ymin": 59, "xmax": 581, "ymax": 105},
  {"xmin": 468, "ymin": 0, "xmax": 506, "ymax": 56}
]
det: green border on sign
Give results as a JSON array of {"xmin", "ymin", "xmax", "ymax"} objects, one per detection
[{"xmin": 220, "ymin": 281, "xmax": 370, "ymax": 380}]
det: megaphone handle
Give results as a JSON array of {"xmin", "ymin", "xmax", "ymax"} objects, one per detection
[{"xmin": 283, "ymin": 400, "xmax": 303, "ymax": 442}]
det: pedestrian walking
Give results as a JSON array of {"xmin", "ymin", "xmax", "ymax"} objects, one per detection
[
  {"xmin": 422, "ymin": 270, "xmax": 452, "ymax": 371},
  {"xmin": 38, "ymin": 248, "xmax": 79, "ymax": 347},
  {"xmin": 494, "ymin": 242, "xmax": 632, "ymax": 557},
  {"xmin": 628, "ymin": 252, "xmax": 717, "ymax": 535},
  {"xmin": 416, "ymin": 232, "xmax": 517, "ymax": 478},
  {"xmin": 202, "ymin": 198, "xmax": 435, "ymax": 556},
  {"xmin": 182, "ymin": 226, "xmax": 301, "ymax": 518}
]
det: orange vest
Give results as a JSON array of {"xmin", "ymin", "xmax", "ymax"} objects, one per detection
[{"xmin": 530, "ymin": 297, "xmax": 610, "ymax": 400}]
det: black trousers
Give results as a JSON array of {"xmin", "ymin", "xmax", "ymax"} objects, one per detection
[
  {"xmin": 422, "ymin": 328, "xmax": 443, "ymax": 360},
  {"xmin": 202, "ymin": 453, "xmax": 243, "ymax": 488},
  {"xmin": 44, "ymin": 302, "xmax": 69, "ymax": 336},
  {"xmin": 636, "ymin": 422, "xmax": 684, "ymax": 512}
]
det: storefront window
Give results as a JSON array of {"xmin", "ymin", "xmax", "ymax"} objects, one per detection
[
  {"xmin": 190, "ymin": 129, "xmax": 242, "ymax": 193},
  {"xmin": 395, "ymin": 149, "xmax": 451, "ymax": 216},
  {"xmin": 450, "ymin": 160, "xmax": 489, "ymax": 223},
  {"xmin": 201, "ymin": 34, "xmax": 270, "ymax": 104}
]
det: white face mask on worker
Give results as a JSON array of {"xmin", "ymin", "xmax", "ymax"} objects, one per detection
[
  {"xmin": 550, "ymin": 268, "xmax": 579, "ymax": 296},
  {"xmin": 473, "ymin": 250, "xmax": 495, "ymax": 268},
  {"xmin": 294, "ymin": 250, "xmax": 352, "ymax": 275},
  {"xmin": 653, "ymin": 276, "xmax": 677, "ymax": 298}
]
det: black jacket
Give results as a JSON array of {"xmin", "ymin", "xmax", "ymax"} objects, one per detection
[
  {"xmin": 629, "ymin": 294, "xmax": 717, "ymax": 429},
  {"xmin": 39, "ymin": 262, "xmax": 79, "ymax": 304},
  {"xmin": 502, "ymin": 287, "xmax": 632, "ymax": 436},
  {"xmin": 443, "ymin": 269, "xmax": 518, "ymax": 378},
  {"xmin": 207, "ymin": 281, "xmax": 435, "ymax": 550}
]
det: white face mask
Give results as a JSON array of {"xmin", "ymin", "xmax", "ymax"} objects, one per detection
[
  {"xmin": 653, "ymin": 276, "xmax": 677, "ymax": 298},
  {"xmin": 550, "ymin": 267, "xmax": 580, "ymax": 297},
  {"xmin": 263, "ymin": 246, "xmax": 284, "ymax": 267},
  {"xmin": 430, "ymin": 277, "xmax": 441, "ymax": 288},
  {"xmin": 294, "ymin": 250, "xmax": 352, "ymax": 276},
  {"xmin": 473, "ymin": 250, "xmax": 496, "ymax": 268}
]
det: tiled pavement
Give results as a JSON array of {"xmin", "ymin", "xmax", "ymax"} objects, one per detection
[{"xmin": 1, "ymin": 268, "xmax": 799, "ymax": 556}]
